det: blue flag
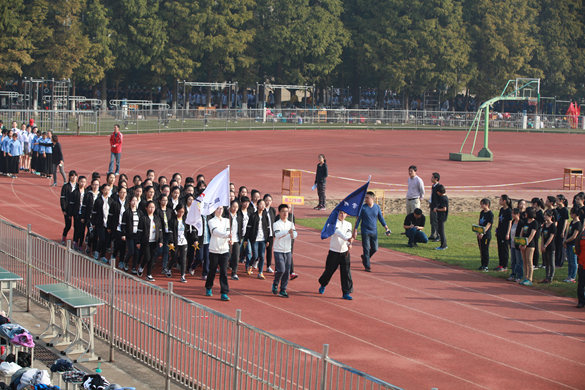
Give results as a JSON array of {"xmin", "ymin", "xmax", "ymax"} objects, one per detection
[{"xmin": 321, "ymin": 180, "xmax": 370, "ymax": 239}]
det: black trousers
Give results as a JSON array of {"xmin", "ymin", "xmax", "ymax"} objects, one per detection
[
  {"xmin": 73, "ymin": 215, "xmax": 85, "ymax": 247},
  {"xmin": 437, "ymin": 219, "xmax": 447, "ymax": 248},
  {"xmin": 112, "ymin": 230, "xmax": 126, "ymax": 263},
  {"xmin": 497, "ymin": 237, "xmax": 509, "ymax": 268},
  {"xmin": 229, "ymin": 242, "xmax": 240, "ymax": 275},
  {"xmin": 290, "ymin": 239, "xmax": 295, "ymax": 274},
  {"xmin": 532, "ymin": 237, "xmax": 540, "ymax": 267},
  {"xmin": 478, "ymin": 236, "xmax": 490, "ymax": 268},
  {"xmin": 577, "ymin": 267, "xmax": 585, "ymax": 305},
  {"xmin": 265, "ymin": 236, "xmax": 274, "ymax": 268},
  {"xmin": 318, "ymin": 250, "xmax": 353, "ymax": 294},
  {"xmin": 140, "ymin": 241, "xmax": 159, "ymax": 275},
  {"xmin": 168, "ymin": 244, "xmax": 188, "ymax": 276},
  {"xmin": 97, "ymin": 226, "xmax": 110, "ymax": 258},
  {"xmin": 206, "ymin": 252, "xmax": 229, "ymax": 294},
  {"xmin": 63, "ymin": 214, "xmax": 73, "ymax": 238},
  {"xmin": 554, "ymin": 234, "xmax": 565, "ymax": 267}
]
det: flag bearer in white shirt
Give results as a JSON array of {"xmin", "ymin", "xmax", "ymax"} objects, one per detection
[
  {"xmin": 318, "ymin": 210, "xmax": 354, "ymax": 300},
  {"xmin": 206, "ymin": 206, "xmax": 231, "ymax": 301},
  {"xmin": 271, "ymin": 204, "xmax": 297, "ymax": 298}
]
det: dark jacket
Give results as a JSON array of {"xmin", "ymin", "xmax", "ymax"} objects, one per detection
[
  {"xmin": 91, "ymin": 196, "xmax": 113, "ymax": 228},
  {"xmin": 137, "ymin": 214, "xmax": 163, "ymax": 245},
  {"xmin": 245, "ymin": 211, "xmax": 270, "ymax": 243},
  {"xmin": 81, "ymin": 191, "xmax": 99, "ymax": 222},
  {"xmin": 107, "ymin": 197, "xmax": 129, "ymax": 230},
  {"xmin": 168, "ymin": 216, "xmax": 189, "ymax": 246},
  {"xmin": 228, "ymin": 211, "xmax": 243, "ymax": 241},
  {"xmin": 71, "ymin": 188, "xmax": 86, "ymax": 217},
  {"xmin": 52, "ymin": 142, "xmax": 63, "ymax": 163},
  {"xmin": 120, "ymin": 208, "xmax": 143, "ymax": 240},
  {"xmin": 60, "ymin": 182, "xmax": 76, "ymax": 215},
  {"xmin": 315, "ymin": 163, "xmax": 328, "ymax": 184},
  {"xmin": 155, "ymin": 207, "xmax": 174, "ymax": 235},
  {"xmin": 265, "ymin": 206, "xmax": 276, "ymax": 238}
]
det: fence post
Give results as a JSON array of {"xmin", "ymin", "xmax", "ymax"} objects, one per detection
[
  {"xmin": 66, "ymin": 240, "xmax": 72, "ymax": 285},
  {"xmin": 108, "ymin": 260, "xmax": 115, "ymax": 362},
  {"xmin": 26, "ymin": 225, "xmax": 32, "ymax": 312},
  {"xmin": 97, "ymin": 111, "xmax": 101, "ymax": 136},
  {"xmin": 181, "ymin": 109, "xmax": 184, "ymax": 133},
  {"xmin": 165, "ymin": 282, "xmax": 174, "ymax": 390},
  {"xmin": 232, "ymin": 310, "xmax": 242, "ymax": 390},
  {"xmin": 320, "ymin": 344, "xmax": 329, "ymax": 390}
]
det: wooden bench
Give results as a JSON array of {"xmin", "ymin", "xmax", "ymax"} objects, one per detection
[
  {"xmin": 282, "ymin": 169, "xmax": 302, "ymax": 195},
  {"xmin": 563, "ymin": 168, "xmax": 583, "ymax": 190},
  {"xmin": 37, "ymin": 283, "xmax": 104, "ymax": 362}
]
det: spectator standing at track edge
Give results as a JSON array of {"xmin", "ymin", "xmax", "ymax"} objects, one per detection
[
  {"xmin": 406, "ymin": 165, "xmax": 425, "ymax": 215},
  {"xmin": 429, "ymin": 172, "xmax": 440, "ymax": 242},
  {"xmin": 314, "ymin": 154, "xmax": 328, "ymax": 210},
  {"xmin": 109, "ymin": 124, "xmax": 123, "ymax": 175},
  {"xmin": 353, "ymin": 191, "xmax": 390, "ymax": 272}
]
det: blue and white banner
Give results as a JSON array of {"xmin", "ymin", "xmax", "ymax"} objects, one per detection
[
  {"xmin": 186, "ymin": 166, "xmax": 230, "ymax": 235},
  {"xmin": 321, "ymin": 178, "xmax": 370, "ymax": 239}
]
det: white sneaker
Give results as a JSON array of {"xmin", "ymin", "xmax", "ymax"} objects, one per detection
[
  {"xmin": 146, "ymin": 275, "xmax": 155, "ymax": 282},
  {"xmin": 266, "ymin": 267, "xmax": 274, "ymax": 273},
  {"xmin": 137, "ymin": 267, "xmax": 144, "ymax": 277}
]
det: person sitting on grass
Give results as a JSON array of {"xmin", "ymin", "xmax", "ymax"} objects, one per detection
[{"xmin": 403, "ymin": 208, "xmax": 428, "ymax": 248}]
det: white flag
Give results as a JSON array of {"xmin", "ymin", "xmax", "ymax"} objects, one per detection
[{"xmin": 186, "ymin": 167, "xmax": 230, "ymax": 235}]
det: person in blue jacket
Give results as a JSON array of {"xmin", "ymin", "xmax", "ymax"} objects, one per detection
[
  {"xmin": 7, "ymin": 132, "xmax": 22, "ymax": 178},
  {"xmin": 353, "ymin": 191, "xmax": 391, "ymax": 272}
]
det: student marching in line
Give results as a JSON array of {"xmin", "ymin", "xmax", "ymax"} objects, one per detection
[
  {"xmin": 477, "ymin": 198, "xmax": 493, "ymax": 272},
  {"xmin": 59, "ymin": 170, "xmax": 78, "ymax": 244},
  {"xmin": 555, "ymin": 195, "xmax": 569, "ymax": 268},
  {"xmin": 206, "ymin": 206, "xmax": 231, "ymax": 301},
  {"xmin": 108, "ymin": 186, "xmax": 129, "ymax": 268},
  {"xmin": 531, "ymin": 198, "xmax": 545, "ymax": 268},
  {"xmin": 519, "ymin": 207, "xmax": 538, "ymax": 285},
  {"xmin": 563, "ymin": 208, "xmax": 581, "ymax": 284},
  {"xmin": 318, "ymin": 210, "xmax": 354, "ymax": 300},
  {"xmin": 183, "ymin": 194, "xmax": 198, "ymax": 274},
  {"xmin": 137, "ymin": 201, "xmax": 163, "ymax": 281},
  {"xmin": 540, "ymin": 209, "xmax": 557, "ymax": 283},
  {"xmin": 272, "ymin": 204, "xmax": 297, "ymax": 298},
  {"xmin": 263, "ymin": 194, "xmax": 276, "ymax": 273},
  {"xmin": 246, "ymin": 199, "xmax": 270, "ymax": 279},
  {"xmin": 72, "ymin": 176, "xmax": 87, "ymax": 252},
  {"xmin": 495, "ymin": 195, "xmax": 512, "ymax": 271},
  {"xmin": 91, "ymin": 184, "xmax": 113, "ymax": 263},
  {"xmin": 508, "ymin": 208, "xmax": 524, "ymax": 282},
  {"xmin": 228, "ymin": 200, "xmax": 242, "ymax": 280},
  {"xmin": 82, "ymin": 179, "xmax": 101, "ymax": 255},
  {"xmin": 120, "ymin": 196, "xmax": 142, "ymax": 274},
  {"xmin": 166, "ymin": 204, "xmax": 188, "ymax": 283},
  {"xmin": 190, "ymin": 213, "xmax": 210, "ymax": 280},
  {"xmin": 156, "ymin": 194, "xmax": 173, "ymax": 274},
  {"xmin": 238, "ymin": 196, "xmax": 252, "ymax": 266}
]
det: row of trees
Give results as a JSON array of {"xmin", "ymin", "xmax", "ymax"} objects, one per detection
[{"xmin": 1, "ymin": 0, "xmax": 584, "ymax": 106}]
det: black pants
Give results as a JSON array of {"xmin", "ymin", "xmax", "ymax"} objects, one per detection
[
  {"xmin": 206, "ymin": 252, "xmax": 229, "ymax": 294},
  {"xmin": 62, "ymin": 214, "xmax": 73, "ymax": 238},
  {"xmin": 437, "ymin": 219, "xmax": 447, "ymax": 248},
  {"xmin": 478, "ymin": 236, "xmax": 490, "ymax": 268},
  {"xmin": 532, "ymin": 237, "xmax": 540, "ymax": 267},
  {"xmin": 577, "ymin": 267, "xmax": 585, "ymax": 305},
  {"xmin": 319, "ymin": 250, "xmax": 353, "ymax": 294},
  {"xmin": 543, "ymin": 250, "xmax": 555, "ymax": 281},
  {"xmin": 317, "ymin": 182, "xmax": 326, "ymax": 208},
  {"xmin": 497, "ymin": 237, "xmax": 509, "ymax": 268},
  {"xmin": 124, "ymin": 238, "xmax": 140, "ymax": 270},
  {"xmin": 429, "ymin": 210, "xmax": 439, "ymax": 240},
  {"xmin": 112, "ymin": 230, "xmax": 126, "ymax": 263},
  {"xmin": 168, "ymin": 244, "xmax": 188, "ymax": 276},
  {"xmin": 97, "ymin": 226, "xmax": 110, "ymax": 258},
  {"xmin": 89, "ymin": 225, "xmax": 98, "ymax": 253},
  {"xmin": 187, "ymin": 234, "xmax": 197, "ymax": 269},
  {"xmin": 265, "ymin": 236, "xmax": 274, "ymax": 268},
  {"xmin": 140, "ymin": 241, "xmax": 159, "ymax": 276},
  {"xmin": 554, "ymin": 234, "xmax": 565, "ymax": 267},
  {"xmin": 73, "ymin": 215, "xmax": 85, "ymax": 247},
  {"xmin": 290, "ymin": 239, "xmax": 295, "ymax": 274},
  {"xmin": 229, "ymin": 242, "xmax": 240, "ymax": 275}
]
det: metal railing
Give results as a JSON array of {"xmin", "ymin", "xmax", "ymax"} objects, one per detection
[
  {"xmin": 1, "ymin": 108, "xmax": 583, "ymax": 135},
  {"xmin": 0, "ymin": 218, "xmax": 403, "ymax": 390}
]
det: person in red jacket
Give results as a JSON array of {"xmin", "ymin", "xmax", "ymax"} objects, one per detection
[{"xmin": 108, "ymin": 124, "xmax": 123, "ymax": 175}]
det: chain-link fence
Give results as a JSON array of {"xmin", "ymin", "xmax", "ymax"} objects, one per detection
[{"xmin": 2, "ymin": 108, "xmax": 583, "ymax": 134}]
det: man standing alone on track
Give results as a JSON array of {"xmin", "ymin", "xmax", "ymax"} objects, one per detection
[
  {"xmin": 406, "ymin": 165, "xmax": 425, "ymax": 215},
  {"xmin": 353, "ymin": 191, "xmax": 390, "ymax": 272},
  {"xmin": 109, "ymin": 124, "xmax": 123, "ymax": 175}
]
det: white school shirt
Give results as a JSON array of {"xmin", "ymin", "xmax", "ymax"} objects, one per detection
[
  {"xmin": 230, "ymin": 212, "xmax": 239, "ymax": 243},
  {"xmin": 148, "ymin": 216, "xmax": 156, "ymax": 242},
  {"xmin": 78, "ymin": 189, "xmax": 85, "ymax": 215},
  {"xmin": 272, "ymin": 219, "xmax": 297, "ymax": 253},
  {"xmin": 117, "ymin": 198, "xmax": 126, "ymax": 231},
  {"xmin": 102, "ymin": 195, "xmax": 110, "ymax": 227},
  {"xmin": 208, "ymin": 217, "xmax": 230, "ymax": 254},
  {"xmin": 256, "ymin": 215, "xmax": 265, "ymax": 242},
  {"xmin": 177, "ymin": 220, "xmax": 187, "ymax": 246},
  {"xmin": 329, "ymin": 219, "xmax": 352, "ymax": 253},
  {"xmin": 241, "ymin": 210, "xmax": 249, "ymax": 237}
]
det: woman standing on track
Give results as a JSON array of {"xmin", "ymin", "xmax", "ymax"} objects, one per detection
[
  {"xmin": 51, "ymin": 134, "xmax": 67, "ymax": 186},
  {"xmin": 495, "ymin": 195, "xmax": 512, "ymax": 271},
  {"xmin": 519, "ymin": 207, "xmax": 538, "ymax": 286},
  {"xmin": 555, "ymin": 195, "xmax": 569, "ymax": 267},
  {"xmin": 477, "ymin": 199, "xmax": 493, "ymax": 272},
  {"xmin": 531, "ymin": 198, "xmax": 545, "ymax": 268},
  {"xmin": 314, "ymin": 154, "xmax": 328, "ymax": 210}
]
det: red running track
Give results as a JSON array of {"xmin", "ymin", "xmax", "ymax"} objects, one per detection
[{"xmin": 0, "ymin": 130, "xmax": 584, "ymax": 389}]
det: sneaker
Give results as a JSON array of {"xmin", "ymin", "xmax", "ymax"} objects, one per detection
[
  {"xmin": 494, "ymin": 266, "xmax": 503, "ymax": 271},
  {"xmin": 342, "ymin": 293, "xmax": 353, "ymax": 300},
  {"xmin": 577, "ymin": 302, "xmax": 585, "ymax": 308},
  {"xmin": 566, "ymin": 278, "xmax": 576, "ymax": 283},
  {"xmin": 189, "ymin": 268, "xmax": 195, "ymax": 276},
  {"xmin": 319, "ymin": 286, "xmax": 325, "ymax": 294},
  {"xmin": 507, "ymin": 276, "xmax": 515, "ymax": 281},
  {"xmin": 246, "ymin": 267, "xmax": 253, "ymax": 275},
  {"xmin": 523, "ymin": 280, "xmax": 533, "ymax": 286},
  {"xmin": 432, "ymin": 238, "xmax": 441, "ymax": 242},
  {"xmin": 94, "ymin": 251, "xmax": 99, "ymax": 260},
  {"xmin": 132, "ymin": 268, "xmax": 137, "ymax": 275},
  {"xmin": 101, "ymin": 257, "xmax": 110, "ymax": 264},
  {"xmin": 137, "ymin": 267, "xmax": 144, "ymax": 277},
  {"xmin": 313, "ymin": 206, "xmax": 320, "ymax": 210},
  {"xmin": 231, "ymin": 274, "xmax": 239, "ymax": 281},
  {"xmin": 278, "ymin": 290, "xmax": 289, "ymax": 298},
  {"xmin": 266, "ymin": 266, "xmax": 274, "ymax": 273},
  {"xmin": 85, "ymin": 247, "xmax": 91, "ymax": 255},
  {"xmin": 435, "ymin": 246, "xmax": 447, "ymax": 250},
  {"xmin": 540, "ymin": 279, "xmax": 550, "ymax": 284},
  {"xmin": 220, "ymin": 294, "xmax": 230, "ymax": 301},
  {"xmin": 482, "ymin": 267, "xmax": 489, "ymax": 272},
  {"xmin": 200, "ymin": 275, "xmax": 207, "ymax": 280},
  {"xmin": 205, "ymin": 288, "xmax": 212, "ymax": 297},
  {"xmin": 364, "ymin": 267, "xmax": 371, "ymax": 272},
  {"xmin": 257, "ymin": 273, "xmax": 265, "ymax": 280},
  {"xmin": 124, "ymin": 263, "xmax": 129, "ymax": 271},
  {"xmin": 271, "ymin": 284, "xmax": 278, "ymax": 295},
  {"xmin": 166, "ymin": 270, "xmax": 172, "ymax": 278},
  {"xmin": 477, "ymin": 266, "xmax": 485, "ymax": 271},
  {"xmin": 180, "ymin": 276, "xmax": 187, "ymax": 283},
  {"xmin": 539, "ymin": 264, "xmax": 546, "ymax": 268},
  {"xmin": 118, "ymin": 261, "xmax": 124, "ymax": 269},
  {"xmin": 319, "ymin": 206, "xmax": 326, "ymax": 211},
  {"xmin": 407, "ymin": 243, "xmax": 414, "ymax": 248},
  {"xmin": 61, "ymin": 237, "xmax": 66, "ymax": 245},
  {"xmin": 290, "ymin": 273, "xmax": 299, "ymax": 280},
  {"xmin": 146, "ymin": 275, "xmax": 155, "ymax": 282},
  {"xmin": 161, "ymin": 268, "xmax": 169, "ymax": 275},
  {"xmin": 253, "ymin": 260, "xmax": 259, "ymax": 269}
]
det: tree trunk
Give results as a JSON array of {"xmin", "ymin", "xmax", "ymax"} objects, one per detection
[
  {"xmin": 172, "ymin": 80, "xmax": 178, "ymax": 111},
  {"xmin": 275, "ymin": 62, "xmax": 282, "ymax": 109},
  {"xmin": 101, "ymin": 78, "xmax": 107, "ymax": 110}
]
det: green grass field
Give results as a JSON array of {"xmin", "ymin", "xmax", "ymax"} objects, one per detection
[{"xmin": 297, "ymin": 212, "xmax": 578, "ymax": 298}]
